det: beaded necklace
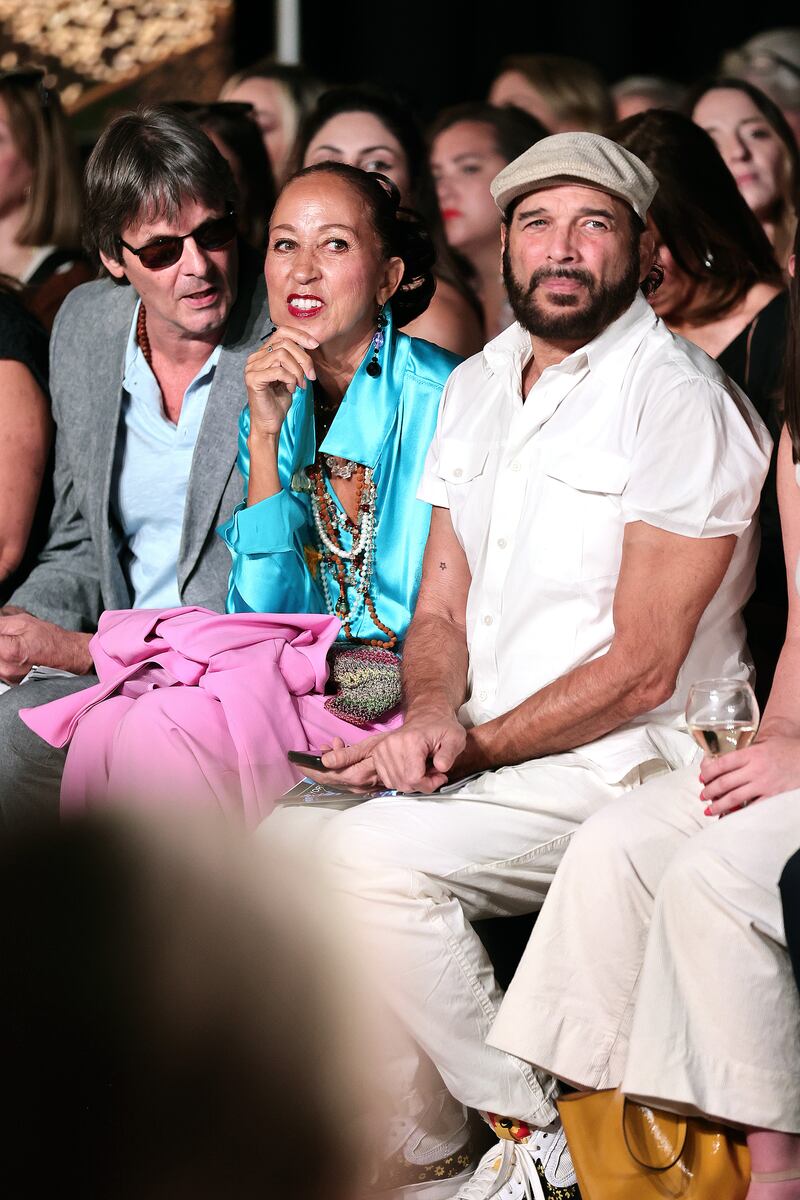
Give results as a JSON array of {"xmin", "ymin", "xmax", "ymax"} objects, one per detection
[
  {"xmin": 307, "ymin": 459, "xmax": 398, "ymax": 648},
  {"xmin": 136, "ymin": 302, "xmax": 152, "ymax": 368}
]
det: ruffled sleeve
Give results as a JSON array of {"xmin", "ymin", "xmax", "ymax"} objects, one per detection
[{"xmin": 218, "ymin": 402, "xmax": 324, "ymax": 614}]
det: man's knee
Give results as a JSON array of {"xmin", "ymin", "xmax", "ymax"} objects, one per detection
[
  {"xmin": 0, "ymin": 678, "xmax": 87, "ymax": 827},
  {"xmin": 0, "ymin": 685, "xmax": 56, "ymax": 770},
  {"xmin": 319, "ymin": 810, "xmax": 398, "ymax": 876}
]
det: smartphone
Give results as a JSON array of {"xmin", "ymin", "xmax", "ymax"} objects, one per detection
[{"xmin": 287, "ymin": 749, "xmax": 329, "ymax": 772}]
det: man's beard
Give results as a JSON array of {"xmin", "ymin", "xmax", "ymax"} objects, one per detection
[{"xmin": 502, "ymin": 240, "xmax": 641, "ymax": 343}]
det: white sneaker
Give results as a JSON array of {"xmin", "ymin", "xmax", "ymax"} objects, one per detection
[
  {"xmin": 369, "ymin": 1098, "xmax": 478, "ymax": 1198},
  {"xmin": 453, "ymin": 1123, "xmax": 578, "ymax": 1200}
]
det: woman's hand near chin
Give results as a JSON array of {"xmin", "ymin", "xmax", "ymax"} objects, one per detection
[
  {"xmin": 245, "ymin": 325, "xmax": 319, "ymax": 505},
  {"xmin": 246, "ymin": 325, "xmax": 319, "ymax": 439}
]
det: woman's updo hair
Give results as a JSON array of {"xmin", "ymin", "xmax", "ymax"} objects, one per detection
[{"xmin": 283, "ymin": 161, "xmax": 436, "ymax": 327}]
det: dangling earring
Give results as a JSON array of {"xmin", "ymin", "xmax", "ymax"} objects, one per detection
[
  {"xmin": 366, "ymin": 304, "xmax": 388, "ymax": 378},
  {"xmin": 704, "ymin": 249, "xmax": 715, "ymax": 270}
]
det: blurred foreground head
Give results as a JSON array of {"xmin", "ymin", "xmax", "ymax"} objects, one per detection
[{"xmin": 0, "ymin": 811, "xmax": 363, "ymax": 1199}]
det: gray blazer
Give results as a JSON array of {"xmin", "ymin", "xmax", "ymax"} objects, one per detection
[{"xmin": 10, "ymin": 248, "xmax": 269, "ymax": 630}]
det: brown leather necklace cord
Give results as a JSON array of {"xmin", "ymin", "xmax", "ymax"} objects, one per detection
[{"xmin": 136, "ymin": 302, "xmax": 152, "ymax": 369}]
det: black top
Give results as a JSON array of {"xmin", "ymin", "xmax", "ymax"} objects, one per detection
[
  {"xmin": 718, "ymin": 289, "xmax": 789, "ymax": 708},
  {"xmin": 0, "ymin": 289, "xmax": 51, "ymax": 605},
  {"xmin": 0, "ymin": 289, "xmax": 49, "ymax": 391}
]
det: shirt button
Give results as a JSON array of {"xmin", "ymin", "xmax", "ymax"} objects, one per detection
[
  {"xmin": 453, "ymin": 467, "xmax": 463, "ymax": 478},
  {"xmin": 510, "ymin": 461, "xmax": 522, "ymax": 473},
  {"xmin": 483, "ymin": 614, "xmax": 493, "ymax": 626},
  {"xmin": 497, "ymin": 537, "xmax": 507, "ymax": 549}
]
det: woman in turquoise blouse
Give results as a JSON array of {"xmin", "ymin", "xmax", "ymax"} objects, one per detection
[
  {"xmin": 32, "ymin": 162, "xmax": 461, "ymax": 816},
  {"xmin": 221, "ymin": 301, "xmax": 454, "ymax": 643},
  {"xmin": 220, "ymin": 160, "xmax": 460, "ymax": 649}
]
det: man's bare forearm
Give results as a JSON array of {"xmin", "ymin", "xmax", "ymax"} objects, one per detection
[
  {"xmin": 459, "ymin": 523, "xmax": 736, "ymax": 776},
  {"xmin": 401, "ymin": 611, "xmax": 469, "ymax": 718},
  {"xmin": 463, "ymin": 646, "xmax": 668, "ymax": 773}
]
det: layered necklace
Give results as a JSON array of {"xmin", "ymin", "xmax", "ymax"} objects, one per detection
[{"xmin": 307, "ymin": 403, "xmax": 398, "ymax": 648}]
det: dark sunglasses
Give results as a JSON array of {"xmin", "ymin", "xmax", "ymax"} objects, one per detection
[{"xmin": 118, "ymin": 209, "xmax": 237, "ymax": 271}]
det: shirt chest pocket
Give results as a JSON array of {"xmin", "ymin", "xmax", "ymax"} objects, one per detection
[
  {"xmin": 438, "ymin": 438, "xmax": 492, "ymax": 546},
  {"xmin": 535, "ymin": 449, "xmax": 630, "ymax": 582}
]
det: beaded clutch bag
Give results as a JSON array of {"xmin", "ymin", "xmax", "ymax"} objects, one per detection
[{"xmin": 324, "ymin": 644, "xmax": 402, "ymax": 728}]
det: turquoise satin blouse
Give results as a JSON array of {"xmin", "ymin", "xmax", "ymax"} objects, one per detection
[{"xmin": 218, "ymin": 306, "xmax": 460, "ymax": 643}]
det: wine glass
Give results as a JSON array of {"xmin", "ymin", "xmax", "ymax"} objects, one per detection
[{"xmin": 685, "ymin": 677, "xmax": 760, "ymax": 757}]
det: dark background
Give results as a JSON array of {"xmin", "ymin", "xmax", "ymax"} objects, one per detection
[{"xmin": 233, "ymin": 1, "xmax": 800, "ymax": 119}]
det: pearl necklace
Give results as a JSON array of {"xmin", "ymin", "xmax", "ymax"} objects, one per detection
[{"xmin": 307, "ymin": 461, "xmax": 397, "ymax": 648}]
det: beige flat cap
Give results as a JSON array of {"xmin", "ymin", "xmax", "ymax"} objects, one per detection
[{"xmin": 490, "ymin": 131, "xmax": 658, "ymax": 222}]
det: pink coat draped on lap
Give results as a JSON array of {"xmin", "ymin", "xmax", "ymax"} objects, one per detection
[{"xmin": 21, "ymin": 607, "xmax": 399, "ymax": 826}]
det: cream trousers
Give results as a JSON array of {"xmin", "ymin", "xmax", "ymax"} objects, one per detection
[
  {"xmin": 488, "ymin": 764, "xmax": 800, "ymax": 1133},
  {"xmin": 265, "ymin": 750, "xmax": 666, "ymax": 1127}
]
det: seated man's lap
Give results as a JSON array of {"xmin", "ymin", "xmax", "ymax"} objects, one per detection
[
  {"xmin": 0, "ymin": 674, "xmax": 98, "ymax": 826},
  {"xmin": 267, "ymin": 752, "xmax": 647, "ymax": 920}
]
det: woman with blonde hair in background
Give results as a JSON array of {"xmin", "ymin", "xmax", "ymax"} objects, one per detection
[
  {"xmin": 221, "ymin": 59, "xmax": 323, "ymax": 184},
  {"xmin": 0, "ymin": 67, "xmax": 89, "ymax": 330},
  {"xmin": 488, "ymin": 54, "xmax": 614, "ymax": 133}
]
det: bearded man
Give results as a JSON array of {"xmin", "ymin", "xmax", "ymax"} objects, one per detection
[{"xmin": 269, "ymin": 134, "xmax": 771, "ymax": 1199}]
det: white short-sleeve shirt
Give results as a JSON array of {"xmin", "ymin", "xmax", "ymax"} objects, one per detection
[{"xmin": 418, "ymin": 293, "xmax": 772, "ymax": 780}]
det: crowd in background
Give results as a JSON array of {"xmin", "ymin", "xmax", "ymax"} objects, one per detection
[{"xmin": 2, "ymin": 30, "xmax": 800, "ymax": 632}]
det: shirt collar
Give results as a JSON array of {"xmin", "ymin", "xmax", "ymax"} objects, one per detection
[
  {"xmin": 483, "ymin": 291, "xmax": 657, "ymax": 385},
  {"xmin": 122, "ymin": 299, "xmax": 223, "ymax": 400}
]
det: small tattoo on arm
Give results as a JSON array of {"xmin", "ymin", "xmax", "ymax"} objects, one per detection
[{"xmin": 439, "ymin": 562, "xmax": 447, "ymax": 570}]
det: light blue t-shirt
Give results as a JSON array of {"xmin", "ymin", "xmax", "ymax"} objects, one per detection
[{"xmin": 110, "ymin": 301, "xmax": 222, "ymax": 608}]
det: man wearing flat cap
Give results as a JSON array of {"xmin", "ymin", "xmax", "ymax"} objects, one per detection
[{"xmin": 278, "ymin": 133, "xmax": 771, "ymax": 1197}]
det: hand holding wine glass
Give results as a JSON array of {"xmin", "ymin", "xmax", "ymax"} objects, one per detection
[
  {"xmin": 687, "ymin": 678, "xmax": 761, "ymax": 817},
  {"xmin": 686, "ymin": 677, "xmax": 760, "ymax": 758}
]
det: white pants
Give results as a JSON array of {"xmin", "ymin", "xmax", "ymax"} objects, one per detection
[
  {"xmin": 265, "ymin": 750, "xmax": 665, "ymax": 1126},
  {"xmin": 489, "ymin": 764, "xmax": 800, "ymax": 1133}
]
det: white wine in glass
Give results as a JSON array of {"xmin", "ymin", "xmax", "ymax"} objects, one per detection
[{"xmin": 685, "ymin": 678, "xmax": 760, "ymax": 758}]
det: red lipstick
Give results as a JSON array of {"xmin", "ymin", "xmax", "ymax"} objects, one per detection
[{"xmin": 287, "ymin": 293, "xmax": 324, "ymax": 319}]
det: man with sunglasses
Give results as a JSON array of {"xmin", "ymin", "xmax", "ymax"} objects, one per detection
[{"xmin": 0, "ymin": 105, "xmax": 269, "ymax": 822}]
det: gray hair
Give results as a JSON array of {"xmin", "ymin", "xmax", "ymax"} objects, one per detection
[
  {"xmin": 612, "ymin": 75, "xmax": 686, "ymax": 109},
  {"xmin": 721, "ymin": 28, "xmax": 800, "ymax": 110},
  {"xmin": 83, "ymin": 105, "xmax": 238, "ymax": 269}
]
